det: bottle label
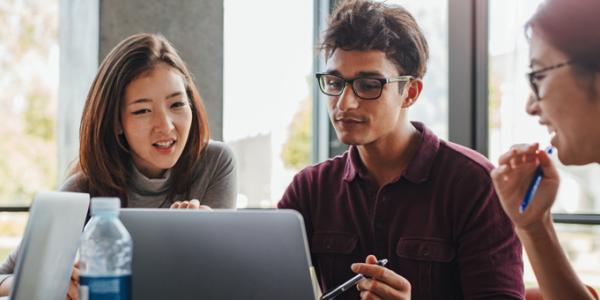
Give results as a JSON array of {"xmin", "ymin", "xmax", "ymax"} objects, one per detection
[{"xmin": 79, "ymin": 274, "xmax": 131, "ymax": 300}]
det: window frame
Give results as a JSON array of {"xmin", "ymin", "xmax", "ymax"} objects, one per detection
[{"xmin": 0, "ymin": 207, "xmax": 29, "ymax": 212}]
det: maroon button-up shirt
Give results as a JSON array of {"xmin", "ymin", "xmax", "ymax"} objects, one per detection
[{"xmin": 278, "ymin": 122, "xmax": 523, "ymax": 300}]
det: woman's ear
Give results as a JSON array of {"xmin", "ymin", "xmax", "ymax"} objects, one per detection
[
  {"xmin": 116, "ymin": 123, "xmax": 124, "ymax": 136},
  {"xmin": 116, "ymin": 119, "xmax": 124, "ymax": 135},
  {"xmin": 116, "ymin": 125, "xmax": 129, "ymax": 152},
  {"xmin": 402, "ymin": 78, "xmax": 423, "ymax": 108}
]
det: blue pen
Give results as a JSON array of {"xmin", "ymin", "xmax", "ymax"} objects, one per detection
[{"xmin": 519, "ymin": 146, "xmax": 554, "ymax": 213}]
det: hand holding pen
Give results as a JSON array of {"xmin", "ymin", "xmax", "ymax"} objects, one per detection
[
  {"xmin": 491, "ymin": 143, "xmax": 560, "ymax": 232},
  {"xmin": 321, "ymin": 255, "xmax": 410, "ymax": 300},
  {"xmin": 520, "ymin": 146, "xmax": 554, "ymax": 213}
]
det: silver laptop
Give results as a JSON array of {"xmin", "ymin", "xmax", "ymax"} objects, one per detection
[
  {"xmin": 8, "ymin": 191, "xmax": 90, "ymax": 300},
  {"xmin": 119, "ymin": 209, "xmax": 319, "ymax": 300}
]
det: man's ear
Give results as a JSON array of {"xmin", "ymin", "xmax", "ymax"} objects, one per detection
[{"xmin": 401, "ymin": 79, "xmax": 423, "ymax": 108}]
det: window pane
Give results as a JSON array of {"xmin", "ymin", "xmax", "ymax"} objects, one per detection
[
  {"xmin": 0, "ymin": 0, "xmax": 58, "ymax": 206},
  {"xmin": 488, "ymin": 0, "xmax": 600, "ymax": 215},
  {"xmin": 223, "ymin": 0, "xmax": 313, "ymax": 208},
  {"xmin": 376, "ymin": 0, "xmax": 449, "ymax": 139},
  {"xmin": 521, "ymin": 224, "xmax": 600, "ymax": 291},
  {"xmin": 0, "ymin": 212, "xmax": 28, "ymax": 262}
]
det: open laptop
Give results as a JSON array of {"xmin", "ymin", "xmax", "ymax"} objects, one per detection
[
  {"xmin": 5, "ymin": 191, "xmax": 90, "ymax": 300},
  {"xmin": 119, "ymin": 209, "xmax": 319, "ymax": 300}
]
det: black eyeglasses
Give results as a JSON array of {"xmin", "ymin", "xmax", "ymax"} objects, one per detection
[
  {"xmin": 526, "ymin": 61, "xmax": 572, "ymax": 101},
  {"xmin": 316, "ymin": 73, "xmax": 414, "ymax": 100}
]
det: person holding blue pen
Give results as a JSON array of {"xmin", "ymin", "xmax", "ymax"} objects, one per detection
[{"xmin": 491, "ymin": 0, "xmax": 600, "ymax": 299}]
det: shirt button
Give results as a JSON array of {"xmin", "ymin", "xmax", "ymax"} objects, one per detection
[
  {"xmin": 325, "ymin": 239, "xmax": 332, "ymax": 249},
  {"xmin": 422, "ymin": 247, "xmax": 431, "ymax": 257}
]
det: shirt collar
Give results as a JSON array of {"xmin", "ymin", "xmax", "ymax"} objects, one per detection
[
  {"xmin": 342, "ymin": 121, "xmax": 440, "ymax": 184},
  {"xmin": 342, "ymin": 146, "xmax": 363, "ymax": 182},
  {"xmin": 402, "ymin": 121, "xmax": 440, "ymax": 183}
]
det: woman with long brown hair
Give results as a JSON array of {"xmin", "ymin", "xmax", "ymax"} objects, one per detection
[
  {"xmin": 64, "ymin": 33, "xmax": 236, "ymax": 209},
  {"xmin": 0, "ymin": 33, "xmax": 236, "ymax": 298}
]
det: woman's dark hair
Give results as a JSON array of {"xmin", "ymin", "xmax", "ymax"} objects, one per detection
[
  {"xmin": 320, "ymin": 0, "xmax": 429, "ymax": 79},
  {"xmin": 73, "ymin": 33, "xmax": 210, "ymax": 206},
  {"xmin": 527, "ymin": 0, "xmax": 600, "ymax": 94}
]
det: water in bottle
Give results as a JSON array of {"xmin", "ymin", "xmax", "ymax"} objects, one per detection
[{"xmin": 79, "ymin": 197, "xmax": 133, "ymax": 300}]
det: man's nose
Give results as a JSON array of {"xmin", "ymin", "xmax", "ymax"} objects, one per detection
[{"xmin": 335, "ymin": 83, "xmax": 359, "ymax": 111}]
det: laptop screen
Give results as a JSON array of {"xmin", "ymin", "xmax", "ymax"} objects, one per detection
[{"xmin": 119, "ymin": 209, "xmax": 318, "ymax": 300}]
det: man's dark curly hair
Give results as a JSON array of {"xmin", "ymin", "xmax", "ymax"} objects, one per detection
[{"xmin": 320, "ymin": 0, "xmax": 429, "ymax": 79}]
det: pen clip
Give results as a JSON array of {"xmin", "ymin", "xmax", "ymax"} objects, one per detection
[{"xmin": 376, "ymin": 258, "xmax": 388, "ymax": 267}]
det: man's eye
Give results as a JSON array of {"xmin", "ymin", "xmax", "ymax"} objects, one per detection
[
  {"xmin": 132, "ymin": 109, "xmax": 150, "ymax": 115},
  {"xmin": 327, "ymin": 80, "xmax": 342, "ymax": 88},
  {"xmin": 357, "ymin": 81, "xmax": 380, "ymax": 91}
]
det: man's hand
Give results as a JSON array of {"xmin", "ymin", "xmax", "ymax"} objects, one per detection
[
  {"xmin": 66, "ymin": 262, "xmax": 79, "ymax": 300},
  {"xmin": 352, "ymin": 255, "xmax": 411, "ymax": 300},
  {"xmin": 170, "ymin": 199, "xmax": 212, "ymax": 210}
]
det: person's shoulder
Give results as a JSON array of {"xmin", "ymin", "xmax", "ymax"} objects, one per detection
[
  {"xmin": 202, "ymin": 140, "xmax": 234, "ymax": 162},
  {"xmin": 58, "ymin": 172, "xmax": 88, "ymax": 193},
  {"xmin": 292, "ymin": 151, "xmax": 349, "ymax": 182},
  {"xmin": 281, "ymin": 152, "xmax": 349, "ymax": 206},
  {"xmin": 439, "ymin": 140, "xmax": 494, "ymax": 175},
  {"xmin": 191, "ymin": 140, "xmax": 236, "ymax": 178}
]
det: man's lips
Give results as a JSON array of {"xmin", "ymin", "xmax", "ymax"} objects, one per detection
[
  {"xmin": 334, "ymin": 114, "xmax": 367, "ymax": 123},
  {"xmin": 336, "ymin": 118, "xmax": 364, "ymax": 123}
]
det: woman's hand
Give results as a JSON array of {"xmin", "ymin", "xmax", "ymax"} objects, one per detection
[
  {"xmin": 0, "ymin": 275, "xmax": 14, "ymax": 296},
  {"xmin": 170, "ymin": 199, "xmax": 212, "ymax": 210},
  {"xmin": 490, "ymin": 143, "xmax": 560, "ymax": 232},
  {"xmin": 66, "ymin": 262, "xmax": 79, "ymax": 300},
  {"xmin": 353, "ymin": 255, "xmax": 411, "ymax": 300}
]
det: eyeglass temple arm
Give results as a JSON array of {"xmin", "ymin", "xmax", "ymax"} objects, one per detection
[{"xmin": 387, "ymin": 75, "xmax": 414, "ymax": 83}]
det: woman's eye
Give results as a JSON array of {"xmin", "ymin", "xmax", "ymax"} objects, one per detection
[
  {"xmin": 171, "ymin": 101, "xmax": 188, "ymax": 109},
  {"xmin": 132, "ymin": 109, "xmax": 150, "ymax": 115},
  {"xmin": 532, "ymin": 74, "xmax": 546, "ymax": 82}
]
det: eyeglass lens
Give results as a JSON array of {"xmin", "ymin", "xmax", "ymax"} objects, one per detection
[
  {"xmin": 527, "ymin": 73, "xmax": 541, "ymax": 100},
  {"xmin": 318, "ymin": 75, "xmax": 383, "ymax": 99}
]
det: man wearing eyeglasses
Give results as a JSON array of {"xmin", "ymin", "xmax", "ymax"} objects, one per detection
[{"xmin": 278, "ymin": 1, "xmax": 524, "ymax": 300}]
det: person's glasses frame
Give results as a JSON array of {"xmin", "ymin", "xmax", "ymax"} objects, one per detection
[
  {"xmin": 526, "ymin": 61, "xmax": 572, "ymax": 101},
  {"xmin": 315, "ymin": 73, "xmax": 414, "ymax": 100}
]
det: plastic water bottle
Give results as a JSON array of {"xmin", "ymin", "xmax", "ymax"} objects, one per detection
[{"xmin": 79, "ymin": 197, "xmax": 133, "ymax": 300}]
